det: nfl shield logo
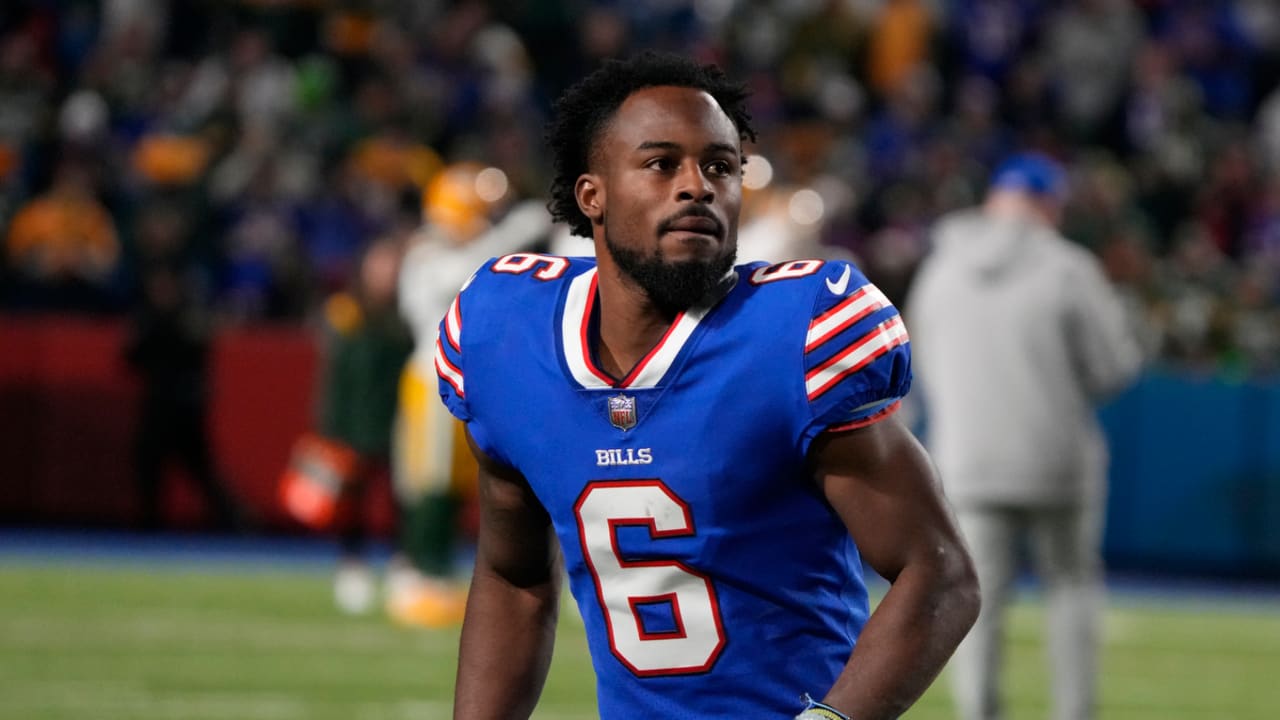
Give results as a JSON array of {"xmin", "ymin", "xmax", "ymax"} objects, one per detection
[{"xmin": 607, "ymin": 394, "xmax": 637, "ymax": 431}]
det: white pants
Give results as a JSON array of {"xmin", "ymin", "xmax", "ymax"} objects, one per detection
[{"xmin": 948, "ymin": 503, "xmax": 1104, "ymax": 720}]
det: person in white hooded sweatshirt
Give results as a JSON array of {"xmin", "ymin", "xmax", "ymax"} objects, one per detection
[{"xmin": 907, "ymin": 153, "xmax": 1142, "ymax": 720}]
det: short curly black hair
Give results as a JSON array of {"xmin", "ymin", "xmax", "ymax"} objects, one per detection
[{"xmin": 546, "ymin": 51, "xmax": 756, "ymax": 238}]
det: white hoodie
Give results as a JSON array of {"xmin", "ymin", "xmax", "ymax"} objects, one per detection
[{"xmin": 906, "ymin": 208, "xmax": 1142, "ymax": 507}]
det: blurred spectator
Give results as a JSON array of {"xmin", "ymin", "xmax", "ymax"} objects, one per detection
[
  {"xmin": 228, "ymin": 28, "xmax": 297, "ymax": 136},
  {"xmin": 1151, "ymin": 223, "xmax": 1239, "ymax": 371},
  {"xmin": 1061, "ymin": 153, "xmax": 1155, "ymax": 254},
  {"xmin": 0, "ymin": 25, "xmax": 55, "ymax": 152},
  {"xmin": 214, "ymin": 156, "xmax": 310, "ymax": 321},
  {"xmin": 1245, "ymin": 175, "xmax": 1280, "ymax": 272},
  {"xmin": 124, "ymin": 261, "xmax": 246, "ymax": 532},
  {"xmin": 1150, "ymin": 0, "xmax": 1255, "ymax": 121},
  {"xmin": 389, "ymin": 161, "xmax": 551, "ymax": 628},
  {"xmin": 1223, "ymin": 264, "xmax": 1280, "ymax": 377},
  {"xmin": 130, "ymin": 132, "xmax": 214, "ymax": 188},
  {"xmin": 294, "ymin": 159, "xmax": 382, "ymax": 298},
  {"xmin": 130, "ymin": 198, "xmax": 209, "ymax": 292},
  {"xmin": 315, "ymin": 236, "xmax": 414, "ymax": 615},
  {"xmin": 1124, "ymin": 39, "xmax": 1202, "ymax": 157},
  {"xmin": 942, "ymin": 0, "xmax": 1036, "ymax": 86},
  {"xmin": 1043, "ymin": 0, "xmax": 1142, "ymax": 145},
  {"xmin": 941, "ymin": 74, "xmax": 1013, "ymax": 177},
  {"xmin": 867, "ymin": 0, "xmax": 936, "ymax": 101},
  {"xmin": 907, "ymin": 153, "xmax": 1143, "ymax": 720},
  {"xmin": 1257, "ymin": 80, "xmax": 1280, "ymax": 171},
  {"xmin": 0, "ymin": 0, "xmax": 1276, "ymax": 377},
  {"xmin": 1097, "ymin": 222, "xmax": 1165, "ymax": 360},
  {"xmin": 1196, "ymin": 137, "xmax": 1258, "ymax": 260},
  {"xmin": 864, "ymin": 66, "xmax": 942, "ymax": 184},
  {"xmin": 4, "ymin": 156, "xmax": 120, "ymax": 311}
]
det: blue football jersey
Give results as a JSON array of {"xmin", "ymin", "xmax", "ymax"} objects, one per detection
[{"xmin": 436, "ymin": 253, "xmax": 911, "ymax": 719}]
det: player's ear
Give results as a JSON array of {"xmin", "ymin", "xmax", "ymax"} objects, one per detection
[{"xmin": 575, "ymin": 174, "xmax": 604, "ymax": 225}]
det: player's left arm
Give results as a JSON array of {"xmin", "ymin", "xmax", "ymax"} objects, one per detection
[{"xmin": 807, "ymin": 413, "xmax": 980, "ymax": 719}]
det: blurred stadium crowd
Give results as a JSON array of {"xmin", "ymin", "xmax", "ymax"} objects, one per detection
[{"xmin": 1, "ymin": 0, "xmax": 1278, "ymax": 376}]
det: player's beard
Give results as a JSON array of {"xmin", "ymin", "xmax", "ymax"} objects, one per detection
[{"xmin": 605, "ymin": 235, "xmax": 736, "ymax": 314}]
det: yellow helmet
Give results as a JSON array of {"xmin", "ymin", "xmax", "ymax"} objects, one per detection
[{"xmin": 423, "ymin": 162, "xmax": 492, "ymax": 240}]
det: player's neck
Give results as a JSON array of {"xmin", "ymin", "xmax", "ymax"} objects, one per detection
[{"xmin": 594, "ymin": 265, "xmax": 679, "ymax": 380}]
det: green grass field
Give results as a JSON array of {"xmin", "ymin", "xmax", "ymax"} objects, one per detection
[{"xmin": 2, "ymin": 559, "xmax": 1278, "ymax": 719}]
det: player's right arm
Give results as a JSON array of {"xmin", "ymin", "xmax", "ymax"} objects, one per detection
[{"xmin": 454, "ymin": 429, "xmax": 561, "ymax": 720}]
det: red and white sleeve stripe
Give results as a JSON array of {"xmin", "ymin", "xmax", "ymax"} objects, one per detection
[
  {"xmin": 443, "ymin": 295, "xmax": 462, "ymax": 352},
  {"xmin": 434, "ymin": 337, "xmax": 464, "ymax": 397},
  {"xmin": 804, "ymin": 316, "xmax": 909, "ymax": 402}
]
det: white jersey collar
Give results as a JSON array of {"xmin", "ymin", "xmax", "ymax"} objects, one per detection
[{"xmin": 560, "ymin": 267, "xmax": 735, "ymax": 389}]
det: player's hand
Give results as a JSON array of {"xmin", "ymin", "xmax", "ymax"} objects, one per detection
[{"xmin": 794, "ymin": 693, "xmax": 850, "ymax": 720}]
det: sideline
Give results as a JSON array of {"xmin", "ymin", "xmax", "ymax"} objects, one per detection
[
  {"xmin": 0, "ymin": 526, "xmax": 392, "ymax": 574},
  {"xmin": 3, "ymin": 527, "xmax": 1279, "ymax": 609}
]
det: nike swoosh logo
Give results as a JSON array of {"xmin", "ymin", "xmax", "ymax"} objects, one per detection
[{"xmin": 825, "ymin": 265, "xmax": 851, "ymax": 295}]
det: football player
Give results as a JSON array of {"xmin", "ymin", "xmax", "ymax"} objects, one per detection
[
  {"xmin": 389, "ymin": 161, "xmax": 551, "ymax": 626},
  {"xmin": 440, "ymin": 53, "xmax": 979, "ymax": 719}
]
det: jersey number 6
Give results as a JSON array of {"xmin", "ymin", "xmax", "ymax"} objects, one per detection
[
  {"xmin": 491, "ymin": 252, "xmax": 569, "ymax": 280},
  {"xmin": 574, "ymin": 480, "xmax": 727, "ymax": 676}
]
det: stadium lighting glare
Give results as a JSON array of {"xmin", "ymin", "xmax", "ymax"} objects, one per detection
[
  {"xmin": 475, "ymin": 167, "xmax": 509, "ymax": 202},
  {"xmin": 788, "ymin": 188, "xmax": 825, "ymax": 225},
  {"xmin": 743, "ymin": 154, "xmax": 773, "ymax": 190}
]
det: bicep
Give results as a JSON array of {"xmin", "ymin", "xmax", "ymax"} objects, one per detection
[
  {"xmin": 809, "ymin": 415, "xmax": 965, "ymax": 582},
  {"xmin": 467, "ymin": 429, "xmax": 558, "ymax": 588}
]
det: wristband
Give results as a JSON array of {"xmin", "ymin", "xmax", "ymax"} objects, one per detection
[{"xmin": 795, "ymin": 692, "xmax": 851, "ymax": 720}]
